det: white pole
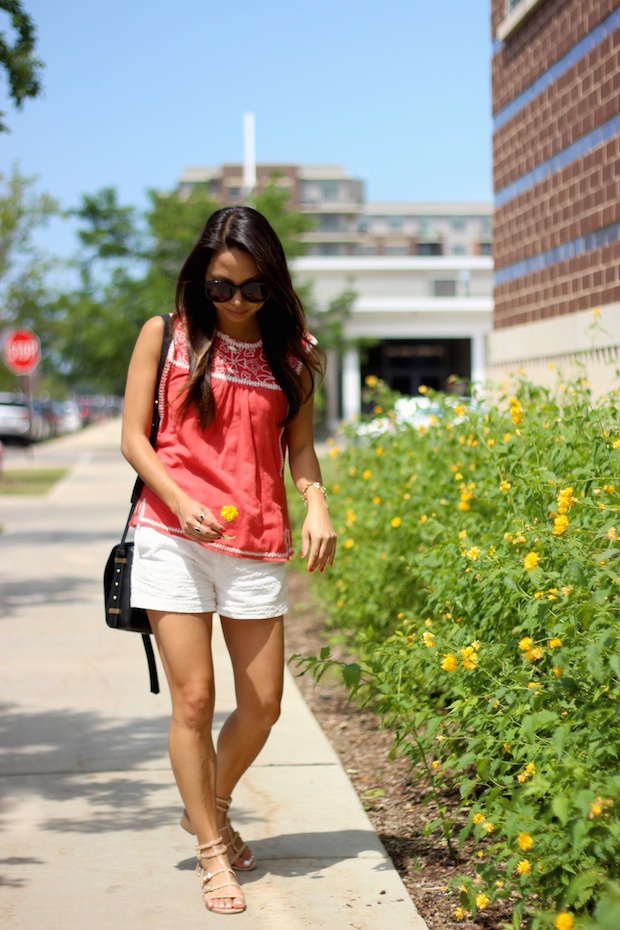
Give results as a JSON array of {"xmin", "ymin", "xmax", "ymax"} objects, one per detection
[{"xmin": 243, "ymin": 112, "xmax": 256, "ymax": 199}]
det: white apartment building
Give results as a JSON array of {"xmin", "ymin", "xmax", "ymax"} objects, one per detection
[{"xmin": 179, "ymin": 164, "xmax": 494, "ymax": 423}]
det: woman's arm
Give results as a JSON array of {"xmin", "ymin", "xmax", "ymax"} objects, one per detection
[
  {"xmin": 121, "ymin": 316, "xmax": 225, "ymax": 539},
  {"xmin": 286, "ymin": 385, "xmax": 337, "ymax": 573}
]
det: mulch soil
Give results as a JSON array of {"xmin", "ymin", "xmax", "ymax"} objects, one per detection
[{"xmin": 284, "ymin": 570, "xmax": 513, "ymax": 930}]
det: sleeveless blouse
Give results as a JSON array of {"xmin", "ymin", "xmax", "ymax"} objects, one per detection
[{"xmin": 131, "ymin": 317, "xmax": 310, "ymax": 561}]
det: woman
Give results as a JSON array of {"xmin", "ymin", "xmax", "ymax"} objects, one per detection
[{"xmin": 121, "ymin": 206, "xmax": 337, "ymax": 915}]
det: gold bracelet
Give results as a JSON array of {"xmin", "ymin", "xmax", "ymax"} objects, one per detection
[{"xmin": 300, "ymin": 481, "xmax": 328, "ymax": 508}]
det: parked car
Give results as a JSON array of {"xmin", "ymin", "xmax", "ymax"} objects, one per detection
[
  {"xmin": 55, "ymin": 400, "xmax": 82, "ymax": 434},
  {"xmin": 0, "ymin": 393, "xmax": 45, "ymax": 444}
]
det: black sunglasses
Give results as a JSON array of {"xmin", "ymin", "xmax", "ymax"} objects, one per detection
[{"xmin": 204, "ymin": 279, "xmax": 269, "ymax": 304}]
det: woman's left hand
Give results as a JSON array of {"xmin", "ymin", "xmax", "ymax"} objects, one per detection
[{"xmin": 301, "ymin": 511, "xmax": 337, "ymax": 573}]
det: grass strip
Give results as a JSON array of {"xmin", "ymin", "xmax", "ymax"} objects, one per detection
[{"xmin": 0, "ymin": 467, "xmax": 69, "ymax": 495}]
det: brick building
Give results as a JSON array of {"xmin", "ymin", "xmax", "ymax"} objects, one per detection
[{"xmin": 489, "ymin": 0, "xmax": 620, "ymax": 392}]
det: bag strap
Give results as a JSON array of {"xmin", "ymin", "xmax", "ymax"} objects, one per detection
[{"xmin": 141, "ymin": 634, "xmax": 159, "ymax": 694}]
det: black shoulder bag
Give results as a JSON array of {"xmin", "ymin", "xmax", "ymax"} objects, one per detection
[{"xmin": 103, "ymin": 313, "xmax": 172, "ymax": 694}]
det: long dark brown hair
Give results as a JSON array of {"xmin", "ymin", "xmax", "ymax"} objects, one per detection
[{"xmin": 174, "ymin": 205, "xmax": 324, "ymax": 428}]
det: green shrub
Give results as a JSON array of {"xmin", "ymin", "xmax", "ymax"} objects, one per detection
[{"xmin": 299, "ymin": 367, "xmax": 620, "ymax": 930}]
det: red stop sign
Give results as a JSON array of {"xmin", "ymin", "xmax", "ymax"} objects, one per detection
[{"xmin": 2, "ymin": 329, "xmax": 41, "ymax": 374}]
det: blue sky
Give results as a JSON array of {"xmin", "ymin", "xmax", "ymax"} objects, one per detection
[{"xmin": 1, "ymin": 0, "xmax": 493, "ymax": 254}]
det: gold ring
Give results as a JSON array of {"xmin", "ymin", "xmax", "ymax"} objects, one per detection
[
  {"xmin": 198, "ymin": 514, "xmax": 204, "ymax": 523},
  {"xmin": 195, "ymin": 525, "xmax": 202, "ymax": 533}
]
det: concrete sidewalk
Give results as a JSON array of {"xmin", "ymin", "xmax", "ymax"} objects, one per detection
[{"xmin": 0, "ymin": 422, "xmax": 428, "ymax": 930}]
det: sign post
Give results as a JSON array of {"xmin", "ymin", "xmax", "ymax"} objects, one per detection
[{"xmin": 2, "ymin": 329, "xmax": 41, "ymax": 375}]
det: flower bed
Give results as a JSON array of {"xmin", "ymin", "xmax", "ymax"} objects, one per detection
[{"xmin": 300, "ymin": 369, "xmax": 620, "ymax": 930}]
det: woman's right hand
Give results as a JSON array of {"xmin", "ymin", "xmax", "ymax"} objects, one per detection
[{"xmin": 176, "ymin": 498, "xmax": 226, "ymax": 542}]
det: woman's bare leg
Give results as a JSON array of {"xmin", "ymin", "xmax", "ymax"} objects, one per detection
[
  {"xmin": 215, "ymin": 615, "xmax": 284, "ymax": 862},
  {"xmin": 149, "ymin": 609, "xmax": 244, "ymax": 912}
]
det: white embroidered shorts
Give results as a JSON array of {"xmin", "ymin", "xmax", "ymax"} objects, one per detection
[{"xmin": 130, "ymin": 526, "xmax": 288, "ymax": 619}]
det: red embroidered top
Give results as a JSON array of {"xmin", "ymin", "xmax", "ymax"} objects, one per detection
[{"xmin": 132, "ymin": 318, "xmax": 309, "ymax": 561}]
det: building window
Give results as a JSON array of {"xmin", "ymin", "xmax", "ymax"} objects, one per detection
[
  {"xmin": 417, "ymin": 242, "xmax": 443, "ymax": 256},
  {"xmin": 357, "ymin": 218, "xmax": 369, "ymax": 233},
  {"xmin": 319, "ymin": 243, "xmax": 343, "ymax": 256},
  {"xmin": 432, "ymin": 279, "xmax": 457, "ymax": 297},
  {"xmin": 385, "ymin": 245, "xmax": 408, "ymax": 255},
  {"xmin": 479, "ymin": 242, "xmax": 492, "ymax": 256},
  {"xmin": 228, "ymin": 186, "xmax": 241, "ymax": 199},
  {"xmin": 318, "ymin": 214, "xmax": 340, "ymax": 231},
  {"xmin": 321, "ymin": 182, "xmax": 339, "ymax": 201},
  {"xmin": 388, "ymin": 217, "xmax": 403, "ymax": 231},
  {"xmin": 355, "ymin": 244, "xmax": 377, "ymax": 255},
  {"xmin": 451, "ymin": 217, "xmax": 466, "ymax": 232},
  {"xmin": 452, "ymin": 245, "xmax": 466, "ymax": 255}
]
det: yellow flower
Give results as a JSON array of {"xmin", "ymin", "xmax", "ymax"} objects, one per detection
[
  {"xmin": 534, "ymin": 591, "xmax": 545, "ymax": 599},
  {"xmin": 364, "ymin": 374, "xmax": 379, "ymax": 387},
  {"xmin": 482, "ymin": 821, "xmax": 494, "ymax": 833},
  {"xmin": 510, "ymin": 400, "xmax": 523, "ymax": 425},
  {"xmin": 441, "ymin": 654, "xmax": 458, "ymax": 672},
  {"xmin": 391, "ymin": 516, "xmax": 402, "ymax": 528},
  {"xmin": 554, "ymin": 913, "xmax": 574, "ymax": 930},
  {"xmin": 346, "ymin": 508, "xmax": 357, "ymax": 525},
  {"xmin": 472, "ymin": 812, "xmax": 485, "ymax": 825},
  {"xmin": 518, "ymin": 637, "xmax": 533, "ymax": 652},
  {"xmin": 553, "ymin": 515, "xmax": 569, "ymax": 535},
  {"xmin": 604, "ymin": 484, "xmax": 615, "ymax": 493},
  {"xmin": 465, "ymin": 546, "xmax": 480, "ymax": 561},
  {"xmin": 455, "ymin": 404, "xmax": 466, "ymax": 417},
  {"xmin": 458, "ymin": 501, "xmax": 471, "ymax": 511},
  {"xmin": 553, "ymin": 666, "xmax": 563, "ymax": 677},
  {"xmin": 454, "ymin": 907, "xmax": 466, "ymax": 920},
  {"xmin": 329, "ymin": 447, "xmax": 339, "ymax": 459},
  {"xmin": 454, "ymin": 472, "xmax": 463, "ymax": 481},
  {"xmin": 503, "ymin": 432, "xmax": 513, "ymax": 442},
  {"xmin": 431, "ymin": 760, "xmax": 440, "ymax": 770},
  {"xmin": 607, "ymin": 526, "xmax": 618, "ymax": 540},
  {"xmin": 422, "ymin": 631, "xmax": 435, "ymax": 648},
  {"xmin": 475, "ymin": 893, "xmax": 489, "ymax": 910},
  {"xmin": 424, "ymin": 618, "xmax": 433, "ymax": 627},
  {"xmin": 517, "ymin": 859, "xmax": 531, "ymax": 874},
  {"xmin": 372, "ymin": 495, "xmax": 381, "ymax": 504},
  {"xmin": 517, "ymin": 832, "xmax": 533, "ymax": 851},
  {"xmin": 487, "ymin": 437, "xmax": 496, "ymax": 448},
  {"xmin": 593, "ymin": 306, "xmax": 601, "ymax": 317},
  {"xmin": 362, "ymin": 469, "xmax": 372, "ymax": 481},
  {"xmin": 523, "ymin": 551, "xmax": 540, "ymax": 571},
  {"xmin": 589, "ymin": 799, "xmax": 603, "ymax": 819},
  {"xmin": 220, "ymin": 504, "xmax": 239, "ymax": 522},
  {"xmin": 500, "ymin": 480, "xmax": 512, "ymax": 491},
  {"xmin": 420, "ymin": 514, "xmax": 428, "ymax": 523},
  {"xmin": 526, "ymin": 647, "xmax": 544, "ymax": 661},
  {"xmin": 419, "ymin": 384, "xmax": 428, "ymax": 395},
  {"xmin": 517, "ymin": 762, "xmax": 536, "ymax": 783},
  {"xmin": 557, "ymin": 487, "xmax": 577, "ymax": 513},
  {"xmin": 376, "ymin": 446, "xmax": 384, "ymax": 456},
  {"xmin": 549, "ymin": 638, "xmax": 562, "ymax": 648},
  {"xmin": 344, "ymin": 538, "xmax": 355, "ymax": 549}
]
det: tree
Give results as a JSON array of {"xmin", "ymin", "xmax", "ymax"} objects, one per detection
[
  {"xmin": 0, "ymin": 166, "xmax": 59, "ymax": 390},
  {"xmin": 0, "ymin": 1, "xmax": 43, "ymax": 132}
]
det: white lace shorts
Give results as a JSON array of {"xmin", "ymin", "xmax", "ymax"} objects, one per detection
[{"xmin": 130, "ymin": 526, "xmax": 288, "ymax": 619}]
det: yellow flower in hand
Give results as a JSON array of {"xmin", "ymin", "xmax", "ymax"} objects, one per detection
[{"xmin": 221, "ymin": 505, "xmax": 239, "ymax": 522}]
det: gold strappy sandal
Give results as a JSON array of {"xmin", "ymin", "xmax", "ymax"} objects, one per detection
[
  {"xmin": 195, "ymin": 837, "xmax": 245, "ymax": 915},
  {"xmin": 181, "ymin": 798, "xmax": 256, "ymax": 871}
]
